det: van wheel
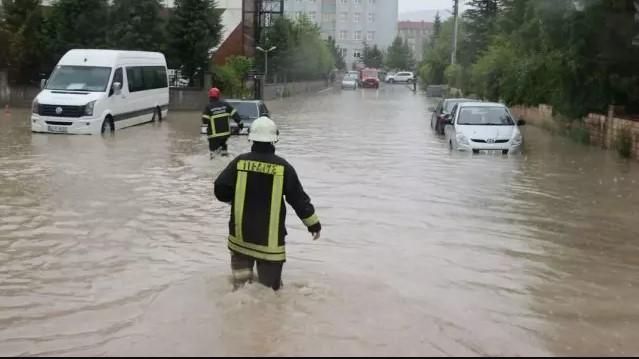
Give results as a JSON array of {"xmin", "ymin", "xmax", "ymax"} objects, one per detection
[
  {"xmin": 152, "ymin": 107, "xmax": 162, "ymax": 122},
  {"xmin": 472, "ymin": 149, "xmax": 480, "ymax": 154},
  {"xmin": 101, "ymin": 116, "xmax": 114, "ymax": 134}
]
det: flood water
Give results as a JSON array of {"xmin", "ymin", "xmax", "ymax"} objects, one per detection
[{"xmin": 1, "ymin": 86, "xmax": 639, "ymax": 356}]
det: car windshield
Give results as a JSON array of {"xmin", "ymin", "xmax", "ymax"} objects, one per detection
[
  {"xmin": 227, "ymin": 102, "xmax": 259, "ymax": 119},
  {"xmin": 344, "ymin": 75, "xmax": 357, "ymax": 80},
  {"xmin": 458, "ymin": 107, "xmax": 514, "ymax": 126},
  {"xmin": 444, "ymin": 99, "xmax": 476, "ymax": 113},
  {"xmin": 46, "ymin": 66, "xmax": 112, "ymax": 92}
]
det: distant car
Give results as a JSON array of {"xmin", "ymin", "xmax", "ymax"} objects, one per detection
[
  {"xmin": 360, "ymin": 68, "xmax": 380, "ymax": 89},
  {"xmin": 387, "ymin": 72, "xmax": 414, "ymax": 83},
  {"xmin": 430, "ymin": 98, "xmax": 479, "ymax": 135},
  {"xmin": 200, "ymin": 99, "xmax": 270, "ymax": 136},
  {"xmin": 384, "ymin": 72, "xmax": 396, "ymax": 83},
  {"xmin": 341, "ymin": 74, "xmax": 358, "ymax": 90},
  {"xmin": 444, "ymin": 102, "xmax": 526, "ymax": 155}
]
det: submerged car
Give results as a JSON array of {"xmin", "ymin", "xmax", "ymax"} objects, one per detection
[{"xmin": 444, "ymin": 102, "xmax": 526, "ymax": 154}]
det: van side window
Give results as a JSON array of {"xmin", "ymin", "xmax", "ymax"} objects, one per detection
[
  {"xmin": 110, "ymin": 68, "xmax": 123, "ymax": 96},
  {"xmin": 260, "ymin": 104, "xmax": 269, "ymax": 116},
  {"xmin": 126, "ymin": 66, "xmax": 168, "ymax": 92}
]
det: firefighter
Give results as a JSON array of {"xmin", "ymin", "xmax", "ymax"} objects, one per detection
[
  {"xmin": 202, "ymin": 88, "xmax": 242, "ymax": 158},
  {"xmin": 214, "ymin": 116, "xmax": 321, "ymax": 291}
]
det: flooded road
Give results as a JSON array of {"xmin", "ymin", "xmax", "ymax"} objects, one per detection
[{"xmin": 1, "ymin": 86, "xmax": 639, "ymax": 356}]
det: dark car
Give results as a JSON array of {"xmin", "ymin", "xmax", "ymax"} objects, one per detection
[
  {"xmin": 430, "ymin": 98, "xmax": 480, "ymax": 135},
  {"xmin": 227, "ymin": 100, "xmax": 270, "ymax": 135}
]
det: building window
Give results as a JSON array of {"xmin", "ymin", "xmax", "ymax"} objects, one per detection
[
  {"xmin": 354, "ymin": 31, "xmax": 361, "ymax": 41},
  {"xmin": 309, "ymin": 11, "xmax": 316, "ymax": 21},
  {"xmin": 353, "ymin": 50, "xmax": 362, "ymax": 59},
  {"xmin": 368, "ymin": 13, "xmax": 375, "ymax": 23},
  {"xmin": 354, "ymin": 0, "xmax": 361, "ymax": 5},
  {"xmin": 340, "ymin": 0, "xmax": 348, "ymax": 4},
  {"xmin": 367, "ymin": 31, "xmax": 374, "ymax": 41},
  {"xmin": 296, "ymin": 11, "xmax": 303, "ymax": 19},
  {"xmin": 340, "ymin": 12, "xmax": 348, "ymax": 21},
  {"xmin": 339, "ymin": 30, "xmax": 348, "ymax": 40},
  {"xmin": 353, "ymin": 12, "xmax": 360, "ymax": 24}
]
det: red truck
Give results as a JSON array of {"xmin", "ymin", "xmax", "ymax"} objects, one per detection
[{"xmin": 359, "ymin": 68, "xmax": 380, "ymax": 89}]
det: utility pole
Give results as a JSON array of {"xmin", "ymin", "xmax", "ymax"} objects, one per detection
[{"xmin": 451, "ymin": 0, "xmax": 459, "ymax": 65}]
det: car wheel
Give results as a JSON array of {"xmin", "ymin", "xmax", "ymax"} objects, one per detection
[
  {"xmin": 502, "ymin": 150, "xmax": 509, "ymax": 155},
  {"xmin": 101, "ymin": 116, "xmax": 114, "ymax": 134},
  {"xmin": 472, "ymin": 149, "xmax": 480, "ymax": 155}
]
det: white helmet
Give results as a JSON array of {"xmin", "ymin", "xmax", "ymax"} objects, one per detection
[{"xmin": 249, "ymin": 116, "xmax": 279, "ymax": 143}]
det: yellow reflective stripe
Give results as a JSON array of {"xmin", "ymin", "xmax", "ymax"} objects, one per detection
[
  {"xmin": 234, "ymin": 171, "xmax": 247, "ymax": 241},
  {"xmin": 202, "ymin": 115, "xmax": 210, "ymax": 120},
  {"xmin": 232, "ymin": 268, "xmax": 253, "ymax": 280},
  {"xmin": 229, "ymin": 235, "xmax": 285, "ymax": 254},
  {"xmin": 210, "ymin": 112, "xmax": 230, "ymax": 119},
  {"xmin": 230, "ymin": 109, "xmax": 237, "ymax": 116},
  {"xmin": 237, "ymin": 160, "xmax": 285, "ymax": 176},
  {"xmin": 268, "ymin": 171, "xmax": 284, "ymax": 249},
  {"xmin": 229, "ymin": 241, "xmax": 286, "ymax": 261},
  {"xmin": 302, "ymin": 214, "xmax": 319, "ymax": 227}
]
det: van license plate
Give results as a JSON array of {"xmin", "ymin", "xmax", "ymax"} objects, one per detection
[{"xmin": 48, "ymin": 125, "xmax": 68, "ymax": 133}]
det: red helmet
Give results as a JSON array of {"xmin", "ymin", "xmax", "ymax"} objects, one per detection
[{"xmin": 208, "ymin": 87, "xmax": 221, "ymax": 99}]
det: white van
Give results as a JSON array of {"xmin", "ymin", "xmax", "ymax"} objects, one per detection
[{"xmin": 31, "ymin": 49, "xmax": 169, "ymax": 135}]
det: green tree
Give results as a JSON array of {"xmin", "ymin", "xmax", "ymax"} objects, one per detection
[
  {"xmin": 386, "ymin": 36, "xmax": 415, "ymax": 70},
  {"xmin": 433, "ymin": 12, "xmax": 442, "ymax": 39},
  {"xmin": 362, "ymin": 43, "xmax": 384, "ymax": 68},
  {"xmin": 168, "ymin": 0, "xmax": 222, "ymax": 82},
  {"xmin": 462, "ymin": 0, "xmax": 500, "ymax": 63},
  {"xmin": 2, "ymin": 0, "xmax": 45, "ymax": 84},
  {"xmin": 262, "ymin": 15, "xmax": 335, "ymax": 82},
  {"xmin": 326, "ymin": 35, "xmax": 346, "ymax": 70},
  {"xmin": 44, "ymin": 0, "xmax": 109, "ymax": 68},
  {"xmin": 109, "ymin": 0, "xmax": 166, "ymax": 51}
]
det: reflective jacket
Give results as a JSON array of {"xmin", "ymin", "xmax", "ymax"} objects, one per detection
[
  {"xmin": 202, "ymin": 100, "xmax": 241, "ymax": 138},
  {"xmin": 214, "ymin": 143, "xmax": 321, "ymax": 262}
]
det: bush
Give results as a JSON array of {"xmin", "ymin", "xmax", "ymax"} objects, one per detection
[
  {"xmin": 568, "ymin": 126, "xmax": 590, "ymax": 145},
  {"xmin": 616, "ymin": 129, "xmax": 633, "ymax": 158}
]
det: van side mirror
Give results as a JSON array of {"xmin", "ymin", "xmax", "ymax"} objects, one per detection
[
  {"xmin": 40, "ymin": 79, "xmax": 47, "ymax": 89},
  {"xmin": 517, "ymin": 119, "xmax": 526, "ymax": 126}
]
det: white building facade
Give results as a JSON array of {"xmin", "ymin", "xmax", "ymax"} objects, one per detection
[{"xmin": 283, "ymin": 0, "xmax": 398, "ymax": 69}]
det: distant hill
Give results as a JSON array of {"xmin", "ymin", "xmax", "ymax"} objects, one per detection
[{"xmin": 399, "ymin": 9, "xmax": 451, "ymax": 22}]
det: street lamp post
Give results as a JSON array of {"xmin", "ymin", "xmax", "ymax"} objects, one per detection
[{"xmin": 256, "ymin": 46, "xmax": 277, "ymax": 83}]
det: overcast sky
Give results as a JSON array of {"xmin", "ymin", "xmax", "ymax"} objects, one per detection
[{"xmin": 398, "ymin": 0, "xmax": 463, "ymax": 13}]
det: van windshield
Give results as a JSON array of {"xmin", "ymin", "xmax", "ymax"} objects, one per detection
[{"xmin": 46, "ymin": 66, "xmax": 112, "ymax": 92}]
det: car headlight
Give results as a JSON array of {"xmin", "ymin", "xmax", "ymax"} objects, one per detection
[
  {"xmin": 84, "ymin": 101, "xmax": 96, "ymax": 116},
  {"xmin": 511, "ymin": 130, "xmax": 522, "ymax": 145},
  {"xmin": 32, "ymin": 100, "xmax": 39, "ymax": 114},
  {"xmin": 456, "ymin": 132, "xmax": 469, "ymax": 145}
]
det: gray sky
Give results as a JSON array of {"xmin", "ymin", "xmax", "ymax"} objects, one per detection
[{"xmin": 399, "ymin": 0, "xmax": 463, "ymax": 13}]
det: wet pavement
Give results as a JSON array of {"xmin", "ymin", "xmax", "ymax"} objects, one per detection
[{"xmin": 1, "ymin": 85, "xmax": 639, "ymax": 356}]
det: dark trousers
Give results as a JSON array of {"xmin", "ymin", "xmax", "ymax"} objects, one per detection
[
  {"xmin": 231, "ymin": 251, "xmax": 284, "ymax": 291},
  {"xmin": 208, "ymin": 136, "xmax": 229, "ymax": 152}
]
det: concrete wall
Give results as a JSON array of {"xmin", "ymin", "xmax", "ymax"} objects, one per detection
[{"xmin": 511, "ymin": 104, "xmax": 639, "ymax": 160}]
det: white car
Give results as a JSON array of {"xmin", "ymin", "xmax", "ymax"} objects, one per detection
[
  {"xmin": 387, "ymin": 71, "xmax": 414, "ymax": 83},
  {"xmin": 31, "ymin": 49, "xmax": 169, "ymax": 135},
  {"xmin": 444, "ymin": 102, "xmax": 525, "ymax": 155},
  {"xmin": 341, "ymin": 75, "xmax": 358, "ymax": 90}
]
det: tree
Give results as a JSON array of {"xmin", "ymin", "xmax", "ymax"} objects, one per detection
[
  {"xmin": 386, "ymin": 36, "xmax": 415, "ymax": 70},
  {"xmin": 262, "ymin": 15, "xmax": 335, "ymax": 82},
  {"xmin": 462, "ymin": 0, "xmax": 500, "ymax": 63},
  {"xmin": 433, "ymin": 12, "xmax": 442, "ymax": 39},
  {"xmin": 326, "ymin": 36, "xmax": 346, "ymax": 70},
  {"xmin": 109, "ymin": 0, "xmax": 166, "ymax": 51},
  {"xmin": 362, "ymin": 43, "xmax": 384, "ymax": 68},
  {"xmin": 168, "ymin": 0, "xmax": 222, "ymax": 82},
  {"xmin": 44, "ymin": 0, "xmax": 109, "ymax": 68},
  {"xmin": 1, "ymin": 0, "xmax": 45, "ymax": 84}
]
